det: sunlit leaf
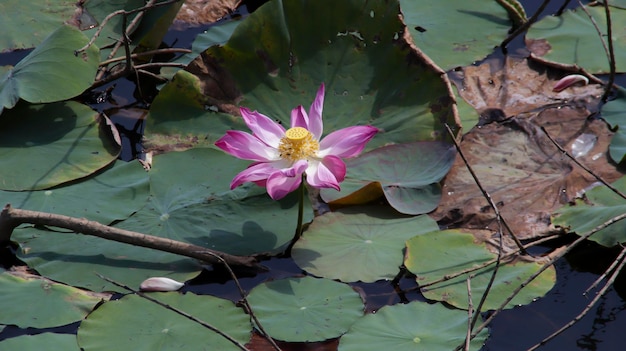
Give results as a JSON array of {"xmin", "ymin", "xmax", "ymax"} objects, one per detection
[
  {"xmin": 0, "ymin": 25, "xmax": 99, "ymax": 113},
  {"xmin": 404, "ymin": 229, "xmax": 556, "ymax": 310},
  {"xmin": 0, "ymin": 271, "xmax": 105, "ymax": 328},
  {"xmin": 526, "ymin": 5, "xmax": 626, "ymax": 74},
  {"xmin": 553, "ymin": 176, "xmax": 626, "ymax": 247},
  {"xmin": 148, "ymin": 0, "xmax": 458, "ymax": 152},
  {"xmin": 246, "ymin": 276, "xmax": 364, "ymax": 342},
  {"xmin": 321, "ymin": 142, "xmax": 455, "ymax": 215},
  {"xmin": 0, "ymin": 333, "xmax": 80, "ymax": 351},
  {"xmin": 0, "ymin": 101, "xmax": 120, "ymax": 190},
  {"xmin": 338, "ymin": 301, "xmax": 488, "ymax": 351},
  {"xmin": 400, "ymin": 0, "xmax": 512, "ymax": 70},
  {"xmin": 292, "ymin": 210, "xmax": 439, "ymax": 282},
  {"xmin": 77, "ymin": 293, "xmax": 251, "ymax": 351}
]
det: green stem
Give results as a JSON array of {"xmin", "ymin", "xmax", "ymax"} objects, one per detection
[{"xmin": 286, "ymin": 175, "xmax": 306, "ymax": 255}]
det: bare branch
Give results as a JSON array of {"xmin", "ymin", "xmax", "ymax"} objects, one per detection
[{"xmin": 0, "ymin": 204, "xmax": 264, "ymax": 270}]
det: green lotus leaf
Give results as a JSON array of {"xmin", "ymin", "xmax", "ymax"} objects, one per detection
[
  {"xmin": 526, "ymin": 5, "xmax": 626, "ymax": 74},
  {"xmin": 246, "ymin": 276, "xmax": 364, "ymax": 342},
  {"xmin": 292, "ymin": 210, "xmax": 439, "ymax": 282},
  {"xmin": 0, "ymin": 25, "xmax": 99, "ymax": 113},
  {"xmin": 0, "ymin": 101, "xmax": 120, "ymax": 190},
  {"xmin": 0, "ymin": 272, "xmax": 104, "ymax": 328},
  {"xmin": 14, "ymin": 225, "xmax": 202, "ymax": 293},
  {"xmin": 148, "ymin": 0, "xmax": 457, "ymax": 152},
  {"xmin": 320, "ymin": 142, "xmax": 456, "ymax": 215},
  {"xmin": 115, "ymin": 147, "xmax": 312, "ymax": 256},
  {"xmin": 0, "ymin": 333, "xmax": 80, "ymax": 351},
  {"xmin": 0, "ymin": 0, "xmax": 78, "ymax": 51},
  {"xmin": 77, "ymin": 293, "xmax": 250, "ymax": 351},
  {"xmin": 601, "ymin": 87, "xmax": 626, "ymax": 164},
  {"xmin": 338, "ymin": 301, "xmax": 488, "ymax": 351},
  {"xmin": 552, "ymin": 176, "xmax": 626, "ymax": 247},
  {"xmin": 404, "ymin": 229, "xmax": 556, "ymax": 310},
  {"xmin": 0, "ymin": 159, "xmax": 149, "ymax": 224},
  {"xmin": 400, "ymin": 0, "xmax": 512, "ymax": 71}
]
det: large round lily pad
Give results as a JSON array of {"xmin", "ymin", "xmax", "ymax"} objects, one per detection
[
  {"xmin": 292, "ymin": 210, "xmax": 439, "ymax": 282},
  {"xmin": 77, "ymin": 292, "xmax": 251, "ymax": 351},
  {"xmin": 338, "ymin": 301, "xmax": 488, "ymax": 351},
  {"xmin": 246, "ymin": 276, "xmax": 364, "ymax": 342},
  {"xmin": 0, "ymin": 333, "xmax": 80, "ymax": 351}
]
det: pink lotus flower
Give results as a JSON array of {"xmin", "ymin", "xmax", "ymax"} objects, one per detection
[{"xmin": 215, "ymin": 84, "xmax": 378, "ymax": 200}]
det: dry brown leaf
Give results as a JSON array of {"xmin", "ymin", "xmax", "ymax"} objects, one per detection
[
  {"xmin": 433, "ymin": 57, "xmax": 623, "ymax": 240},
  {"xmin": 176, "ymin": 0, "xmax": 241, "ymax": 25}
]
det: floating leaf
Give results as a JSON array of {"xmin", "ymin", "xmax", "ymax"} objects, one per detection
[
  {"xmin": 0, "ymin": 0, "xmax": 78, "ymax": 51},
  {"xmin": 0, "ymin": 271, "xmax": 105, "ymax": 329},
  {"xmin": 0, "ymin": 25, "xmax": 99, "ymax": 113},
  {"xmin": 404, "ymin": 229, "xmax": 556, "ymax": 310},
  {"xmin": 321, "ymin": 142, "xmax": 455, "ymax": 215},
  {"xmin": 400, "ymin": 0, "xmax": 512, "ymax": 70},
  {"xmin": 526, "ymin": 5, "xmax": 626, "ymax": 74},
  {"xmin": 77, "ymin": 293, "xmax": 251, "ymax": 351},
  {"xmin": 246, "ymin": 276, "xmax": 364, "ymax": 342},
  {"xmin": 0, "ymin": 333, "xmax": 80, "ymax": 351},
  {"xmin": 601, "ymin": 87, "xmax": 626, "ymax": 164},
  {"xmin": 0, "ymin": 160, "xmax": 149, "ymax": 224},
  {"xmin": 338, "ymin": 301, "xmax": 488, "ymax": 351},
  {"xmin": 553, "ymin": 176, "xmax": 626, "ymax": 247},
  {"xmin": 0, "ymin": 101, "xmax": 120, "ymax": 191},
  {"xmin": 115, "ymin": 147, "xmax": 312, "ymax": 256},
  {"xmin": 149, "ymin": 0, "xmax": 458, "ymax": 152},
  {"xmin": 292, "ymin": 210, "xmax": 439, "ymax": 282}
]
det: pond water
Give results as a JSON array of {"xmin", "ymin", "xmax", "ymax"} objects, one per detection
[{"xmin": 1, "ymin": 1, "xmax": 625, "ymax": 350}]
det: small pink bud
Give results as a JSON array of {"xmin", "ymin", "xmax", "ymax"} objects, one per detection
[
  {"xmin": 139, "ymin": 277, "xmax": 184, "ymax": 292},
  {"xmin": 553, "ymin": 74, "xmax": 589, "ymax": 92}
]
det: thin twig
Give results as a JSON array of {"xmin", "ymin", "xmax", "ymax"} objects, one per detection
[
  {"xmin": 444, "ymin": 123, "xmax": 526, "ymax": 253},
  {"xmin": 540, "ymin": 126, "xmax": 626, "ymax": 200},
  {"xmin": 95, "ymin": 273, "xmax": 251, "ymax": 351},
  {"xmin": 500, "ymin": 0, "xmax": 552, "ymax": 51},
  {"xmin": 584, "ymin": 244, "xmax": 626, "ymax": 296},
  {"xmin": 526, "ymin": 246, "xmax": 626, "ymax": 350},
  {"xmin": 464, "ymin": 276, "xmax": 474, "ymax": 351},
  {"xmin": 458, "ymin": 210, "xmax": 626, "ymax": 349},
  {"xmin": 201, "ymin": 251, "xmax": 282, "ymax": 351}
]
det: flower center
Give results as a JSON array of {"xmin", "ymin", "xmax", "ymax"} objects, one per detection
[{"xmin": 278, "ymin": 127, "xmax": 319, "ymax": 162}]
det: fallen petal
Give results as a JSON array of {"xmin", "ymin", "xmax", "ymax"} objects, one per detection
[
  {"xmin": 553, "ymin": 74, "xmax": 589, "ymax": 92},
  {"xmin": 140, "ymin": 277, "xmax": 185, "ymax": 292}
]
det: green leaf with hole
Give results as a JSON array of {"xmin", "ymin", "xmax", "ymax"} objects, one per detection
[
  {"xmin": 526, "ymin": 5, "xmax": 626, "ymax": 74},
  {"xmin": 246, "ymin": 276, "xmax": 364, "ymax": 342},
  {"xmin": 400, "ymin": 0, "xmax": 512, "ymax": 70},
  {"xmin": 0, "ymin": 272, "xmax": 104, "ymax": 329},
  {"xmin": 0, "ymin": 101, "xmax": 120, "ymax": 190},
  {"xmin": 77, "ymin": 293, "xmax": 250, "ymax": 351},
  {"xmin": 320, "ymin": 142, "xmax": 456, "ymax": 214},
  {"xmin": 148, "ymin": 0, "xmax": 458, "ymax": 152},
  {"xmin": 553, "ymin": 176, "xmax": 626, "ymax": 247},
  {"xmin": 0, "ymin": 25, "xmax": 99, "ymax": 113},
  {"xmin": 292, "ymin": 210, "xmax": 439, "ymax": 282},
  {"xmin": 404, "ymin": 229, "xmax": 556, "ymax": 310},
  {"xmin": 338, "ymin": 301, "xmax": 488, "ymax": 351}
]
